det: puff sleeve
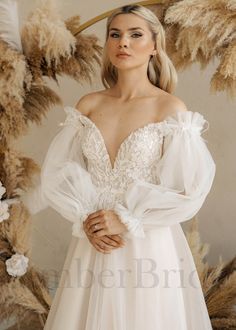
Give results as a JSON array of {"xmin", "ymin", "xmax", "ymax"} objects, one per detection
[
  {"xmin": 113, "ymin": 111, "xmax": 216, "ymax": 239},
  {"xmin": 22, "ymin": 107, "xmax": 99, "ymax": 238}
]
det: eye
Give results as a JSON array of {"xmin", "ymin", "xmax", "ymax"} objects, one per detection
[
  {"xmin": 131, "ymin": 33, "xmax": 142, "ymax": 38},
  {"xmin": 109, "ymin": 32, "xmax": 120, "ymax": 38},
  {"xmin": 109, "ymin": 32, "xmax": 143, "ymax": 38}
]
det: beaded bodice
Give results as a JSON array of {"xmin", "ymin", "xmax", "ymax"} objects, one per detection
[{"xmin": 64, "ymin": 106, "xmax": 169, "ymax": 208}]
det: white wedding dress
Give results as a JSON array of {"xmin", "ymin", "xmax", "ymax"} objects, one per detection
[{"xmin": 24, "ymin": 105, "xmax": 216, "ymax": 330}]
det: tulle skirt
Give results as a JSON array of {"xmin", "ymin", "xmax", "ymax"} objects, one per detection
[{"xmin": 44, "ymin": 224, "xmax": 212, "ymax": 330}]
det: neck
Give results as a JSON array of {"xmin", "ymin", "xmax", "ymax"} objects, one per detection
[{"xmin": 111, "ymin": 64, "xmax": 155, "ymax": 101}]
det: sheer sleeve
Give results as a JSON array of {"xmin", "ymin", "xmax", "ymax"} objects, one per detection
[
  {"xmin": 22, "ymin": 106, "xmax": 99, "ymax": 238},
  {"xmin": 113, "ymin": 111, "xmax": 216, "ymax": 239}
]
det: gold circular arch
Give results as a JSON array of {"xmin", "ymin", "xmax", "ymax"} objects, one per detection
[{"xmin": 75, "ymin": 0, "xmax": 165, "ymax": 34}]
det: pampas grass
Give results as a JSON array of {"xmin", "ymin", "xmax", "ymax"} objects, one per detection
[
  {"xmin": 211, "ymin": 41, "xmax": 236, "ymax": 98},
  {"xmin": 0, "ymin": 40, "xmax": 29, "ymax": 107},
  {"xmin": 0, "ymin": 200, "xmax": 52, "ymax": 326},
  {"xmin": 21, "ymin": 0, "xmax": 76, "ymax": 66},
  {"xmin": 0, "ymin": 268, "xmax": 51, "ymax": 326},
  {"xmin": 21, "ymin": 0, "xmax": 102, "ymax": 86},
  {"xmin": 0, "ymin": 0, "xmax": 235, "ymax": 328},
  {"xmin": 0, "ymin": 100, "xmax": 27, "ymax": 146},
  {"xmin": 149, "ymin": 0, "xmax": 236, "ymax": 98},
  {"xmin": 186, "ymin": 218, "xmax": 236, "ymax": 329},
  {"xmin": 0, "ymin": 203, "xmax": 31, "ymax": 254},
  {"xmin": 0, "ymin": 201, "xmax": 51, "ymax": 327},
  {"xmin": 55, "ymin": 34, "xmax": 102, "ymax": 84},
  {"xmin": 0, "ymin": 40, "xmax": 31, "ymax": 143},
  {"xmin": 0, "ymin": 0, "xmax": 103, "ymax": 327},
  {"xmin": 65, "ymin": 15, "xmax": 81, "ymax": 35},
  {"xmin": 23, "ymin": 83, "xmax": 62, "ymax": 124},
  {"xmin": 0, "ymin": 147, "xmax": 39, "ymax": 198}
]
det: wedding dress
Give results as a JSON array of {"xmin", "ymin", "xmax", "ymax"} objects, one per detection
[{"xmin": 24, "ymin": 105, "xmax": 216, "ymax": 330}]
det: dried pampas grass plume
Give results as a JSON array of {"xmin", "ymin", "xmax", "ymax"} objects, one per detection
[
  {"xmin": 0, "ymin": 203, "xmax": 31, "ymax": 260},
  {"xmin": 0, "ymin": 0, "xmax": 102, "ymax": 328},
  {"xmin": 0, "ymin": 40, "xmax": 30, "ymax": 107},
  {"xmin": 0, "ymin": 200, "xmax": 51, "ymax": 326},
  {"xmin": 0, "ymin": 265, "xmax": 51, "ymax": 327},
  {"xmin": 55, "ymin": 33, "xmax": 102, "ymax": 84},
  {"xmin": 23, "ymin": 83, "xmax": 62, "ymax": 125},
  {"xmin": 211, "ymin": 41, "xmax": 236, "ymax": 98},
  {"xmin": 1, "ymin": 0, "xmax": 235, "ymax": 327},
  {"xmin": 21, "ymin": 0, "xmax": 102, "ymax": 86},
  {"xmin": 21, "ymin": 0, "xmax": 76, "ymax": 65},
  {"xmin": 0, "ymin": 40, "xmax": 32, "ymax": 144},
  {"xmin": 160, "ymin": 0, "xmax": 236, "ymax": 98},
  {"xmin": 185, "ymin": 218, "xmax": 236, "ymax": 329},
  {"xmin": 0, "ymin": 147, "xmax": 39, "ymax": 198},
  {"xmin": 65, "ymin": 15, "xmax": 81, "ymax": 35}
]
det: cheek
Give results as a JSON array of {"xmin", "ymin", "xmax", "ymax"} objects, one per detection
[
  {"xmin": 133, "ymin": 39, "xmax": 153, "ymax": 52},
  {"xmin": 106, "ymin": 42, "xmax": 118, "ymax": 58},
  {"xmin": 107, "ymin": 39, "xmax": 117, "ymax": 50}
]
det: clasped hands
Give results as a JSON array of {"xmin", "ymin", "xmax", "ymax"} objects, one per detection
[{"xmin": 83, "ymin": 209, "xmax": 127, "ymax": 254}]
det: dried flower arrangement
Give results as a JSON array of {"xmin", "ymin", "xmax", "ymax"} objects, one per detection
[
  {"xmin": 0, "ymin": 0, "xmax": 102, "ymax": 328},
  {"xmin": 0, "ymin": 0, "xmax": 235, "ymax": 329}
]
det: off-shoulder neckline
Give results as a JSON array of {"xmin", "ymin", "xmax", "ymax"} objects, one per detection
[
  {"xmin": 66, "ymin": 105, "xmax": 168, "ymax": 124},
  {"xmin": 65, "ymin": 106, "xmax": 168, "ymax": 170},
  {"xmin": 64, "ymin": 105, "xmax": 207, "ymax": 132},
  {"xmin": 64, "ymin": 106, "xmax": 207, "ymax": 171},
  {"xmin": 64, "ymin": 105, "xmax": 205, "ymax": 125}
]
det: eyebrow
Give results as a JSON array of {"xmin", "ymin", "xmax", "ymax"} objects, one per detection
[{"xmin": 109, "ymin": 27, "xmax": 144, "ymax": 32}]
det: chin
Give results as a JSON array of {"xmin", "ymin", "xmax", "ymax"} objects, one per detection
[
  {"xmin": 111, "ymin": 58, "xmax": 148, "ymax": 70},
  {"xmin": 111, "ymin": 60, "xmax": 138, "ymax": 70}
]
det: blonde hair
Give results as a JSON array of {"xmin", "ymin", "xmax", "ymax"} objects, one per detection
[{"xmin": 101, "ymin": 4, "xmax": 178, "ymax": 94}]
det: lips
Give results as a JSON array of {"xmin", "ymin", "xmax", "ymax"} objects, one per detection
[{"xmin": 116, "ymin": 52, "xmax": 131, "ymax": 56}]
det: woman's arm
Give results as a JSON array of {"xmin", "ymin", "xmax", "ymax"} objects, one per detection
[{"xmin": 112, "ymin": 110, "xmax": 216, "ymax": 239}]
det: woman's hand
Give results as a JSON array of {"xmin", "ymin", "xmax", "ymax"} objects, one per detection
[
  {"xmin": 85, "ymin": 232, "xmax": 125, "ymax": 254},
  {"xmin": 83, "ymin": 209, "xmax": 128, "ymax": 238}
]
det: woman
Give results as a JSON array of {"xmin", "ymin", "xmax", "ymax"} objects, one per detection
[{"xmin": 26, "ymin": 4, "xmax": 216, "ymax": 329}]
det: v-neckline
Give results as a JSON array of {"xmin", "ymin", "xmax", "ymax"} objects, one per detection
[{"xmin": 67, "ymin": 106, "xmax": 167, "ymax": 171}]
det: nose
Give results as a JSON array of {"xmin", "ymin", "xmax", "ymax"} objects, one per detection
[{"xmin": 118, "ymin": 35, "xmax": 128, "ymax": 48}]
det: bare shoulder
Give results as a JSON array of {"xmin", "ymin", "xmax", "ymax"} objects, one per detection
[
  {"xmin": 159, "ymin": 94, "xmax": 188, "ymax": 119},
  {"xmin": 75, "ymin": 91, "xmax": 103, "ymax": 116}
]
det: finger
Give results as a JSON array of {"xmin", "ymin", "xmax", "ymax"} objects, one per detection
[
  {"xmin": 101, "ymin": 236, "xmax": 119, "ymax": 247},
  {"xmin": 94, "ymin": 229, "xmax": 107, "ymax": 238},
  {"xmin": 108, "ymin": 235, "xmax": 125, "ymax": 245},
  {"xmin": 86, "ymin": 217, "xmax": 104, "ymax": 232},
  {"xmin": 84, "ymin": 218, "xmax": 98, "ymax": 233},
  {"xmin": 107, "ymin": 235, "xmax": 124, "ymax": 244},
  {"xmin": 89, "ymin": 222, "xmax": 105, "ymax": 235},
  {"xmin": 87, "ymin": 209, "xmax": 105, "ymax": 221},
  {"xmin": 83, "ymin": 223, "xmax": 93, "ymax": 237},
  {"xmin": 98, "ymin": 240, "xmax": 112, "ymax": 250},
  {"xmin": 94, "ymin": 242, "xmax": 111, "ymax": 254}
]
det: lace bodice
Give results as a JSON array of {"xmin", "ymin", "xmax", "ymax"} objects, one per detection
[
  {"xmin": 64, "ymin": 106, "xmax": 169, "ymax": 208},
  {"xmin": 31, "ymin": 105, "xmax": 215, "ymax": 239}
]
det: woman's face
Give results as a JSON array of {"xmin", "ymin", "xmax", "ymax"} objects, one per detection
[{"xmin": 106, "ymin": 13, "xmax": 156, "ymax": 70}]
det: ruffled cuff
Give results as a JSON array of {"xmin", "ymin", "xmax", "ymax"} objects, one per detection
[
  {"xmin": 113, "ymin": 203, "xmax": 145, "ymax": 239},
  {"xmin": 71, "ymin": 213, "xmax": 88, "ymax": 238}
]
